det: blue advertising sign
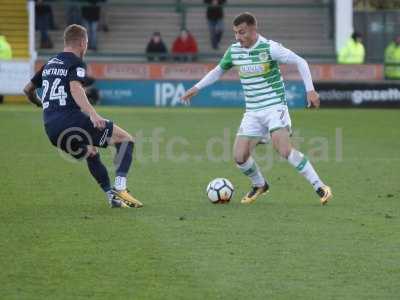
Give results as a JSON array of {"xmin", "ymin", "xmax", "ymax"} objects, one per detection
[{"xmin": 95, "ymin": 80, "xmax": 306, "ymax": 108}]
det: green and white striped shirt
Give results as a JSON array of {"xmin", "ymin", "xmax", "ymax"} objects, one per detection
[
  {"xmin": 194, "ymin": 35, "xmax": 314, "ymax": 110},
  {"xmin": 219, "ymin": 35, "xmax": 287, "ymax": 111}
]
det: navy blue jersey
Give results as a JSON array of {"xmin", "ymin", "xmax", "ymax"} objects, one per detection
[{"xmin": 31, "ymin": 52, "xmax": 86, "ymax": 124}]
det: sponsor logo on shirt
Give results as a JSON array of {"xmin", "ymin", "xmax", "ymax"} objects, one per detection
[
  {"xmin": 259, "ymin": 52, "xmax": 268, "ymax": 61},
  {"xmin": 48, "ymin": 58, "xmax": 64, "ymax": 65},
  {"xmin": 239, "ymin": 64, "xmax": 265, "ymax": 74}
]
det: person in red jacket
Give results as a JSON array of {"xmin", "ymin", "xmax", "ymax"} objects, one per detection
[{"xmin": 172, "ymin": 29, "xmax": 198, "ymax": 62}]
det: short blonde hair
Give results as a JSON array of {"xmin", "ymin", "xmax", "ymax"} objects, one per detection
[{"xmin": 64, "ymin": 24, "xmax": 87, "ymax": 47}]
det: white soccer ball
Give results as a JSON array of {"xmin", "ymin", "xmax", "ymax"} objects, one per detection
[{"xmin": 206, "ymin": 178, "xmax": 234, "ymax": 204}]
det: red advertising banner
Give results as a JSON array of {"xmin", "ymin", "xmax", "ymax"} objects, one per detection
[
  {"xmin": 88, "ymin": 63, "xmax": 150, "ymax": 79},
  {"xmin": 327, "ymin": 64, "xmax": 383, "ymax": 81},
  {"xmin": 279, "ymin": 64, "xmax": 383, "ymax": 81},
  {"xmin": 36, "ymin": 61, "xmax": 384, "ymax": 81}
]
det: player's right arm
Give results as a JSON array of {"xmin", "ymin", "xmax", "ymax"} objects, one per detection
[
  {"xmin": 23, "ymin": 82, "xmax": 42, "ymax": 108},
  {"xmin": 70, "ymin": 81, "xmax": 106, "ymax": 129},
  {"xmin": 181, "ymin": 66, "xmax": 225, "ymax": 103},
  {"xmin": 23, "ymin": 67, "xmax": 43, "ymax": 107},
  {"xmin": 181, "ymin": 47, "xmax": 232, "ymax": 103}
]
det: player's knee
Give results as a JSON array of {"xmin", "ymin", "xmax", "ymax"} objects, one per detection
[
  {"xmin": 125, "ymin": 133, "xmax": 134, "ymax": 143},
  {"xmin": 72, "ymin": 150, "xmax": 88, "ymax": 160},
  {"xmin": 234, "ymin": 152, "xmax": 249, "ymax": 165},
  {"xmin": 86, "ymin": 146, "xmax": 98, "ymax": 157},
  {"xmin": 112, "ymin": 131, "xmax": 134, "ymax": 144},
  {"xmin": 272, "ymin": 138, "xmax": 291, "ymax": 159},
  {"xmin": 278, "ymin": 146, "xmax": 291, "ymax": 159},
  {"xmin": 118, "ymin": 133, "xmax": 134, "ymax": 144}
]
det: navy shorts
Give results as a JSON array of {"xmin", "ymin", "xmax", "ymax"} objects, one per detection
[{"xmin": 45, "ymin": 111, "xmax": 114, "ymax": 159}]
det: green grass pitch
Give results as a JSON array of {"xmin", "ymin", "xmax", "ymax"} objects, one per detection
[{"xmin": 0, "ymin": 105, "xmax": 399, "ymax": 299}]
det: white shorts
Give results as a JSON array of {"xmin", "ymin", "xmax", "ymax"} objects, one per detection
[{"xmin": 237, "ymin": 105, "xmax": 292, "ymax": 140}]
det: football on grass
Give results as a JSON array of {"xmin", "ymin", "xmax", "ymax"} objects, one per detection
[{"xmin": 206, "ymin": 178, "xmax": 234, "ymax": 204}]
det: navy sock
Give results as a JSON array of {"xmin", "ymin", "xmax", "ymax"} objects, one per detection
[
  {"xmin": 86, "ymin": 153, "xmax": 111, "ymax": 192},
  {"xmin": 114, "ymin": 141, "xmax": 134, "ymax": 177}
]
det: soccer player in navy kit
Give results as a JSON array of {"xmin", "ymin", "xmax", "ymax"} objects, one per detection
[{"xmin": 23, "ymin": 24, "xmax": 143, "ymax": 208}]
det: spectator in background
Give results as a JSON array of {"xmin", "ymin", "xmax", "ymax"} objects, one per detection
[
  {"xmin": 384, "ymin": 36, "xmax": 400, "ymax": 80},
  {"xmin": 81, "ymin": 0, "xmax": 101, "ymax": 51},
  {"xmin": 337, "ymin": 32, "xmax": 365, "ymax": 64},
  {"xmin": 172, "ymin": 29, "xmax": 198, "ymax": 62},
  {"xmin": 204, "ymin": 0, "xmax": 226, "ymax": 50},
  {"xmin": 99, "ymin": 0, "xmax": 109, "ymax": 32},
  {"xmin": 35, "ymin": 0, "xmax": 53, "ymax": 48},
  {"xmin": 0, "ymin": 33, "xmax": 12, "ymax": 104},
  {"xmin": 145, "ymin": 32, "xmax": 168, "ymax": 61},
  {"xmin": 67, "ymin": 2, "xmax": 82, "ymax": 26}
]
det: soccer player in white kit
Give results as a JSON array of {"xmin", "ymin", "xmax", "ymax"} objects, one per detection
[{"xmin": 182, "ymin": 12, "xmax": 332, "ymax": 205}]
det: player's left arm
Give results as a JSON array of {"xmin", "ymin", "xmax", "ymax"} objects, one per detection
[
  {"xmin": 270, "ymin": 41, "xmax": 320, "ymax": 108},
  {"xmin": 68, "ymin": 64, "xmax": 106, "ymax": 129},
  {"xmin": 70, "ymin": 80, "xmax": 106, "ymax": 129}
]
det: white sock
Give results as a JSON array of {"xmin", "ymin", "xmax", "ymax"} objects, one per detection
[
  {"xmin": 106, "ymin": 190, "xmax": 114, "ymax": 202},
  {"xmin": 114, "ymin": 176, "xmax": 127, "ymax": 191},
  {"xmin": 287, "ymin": 149, "xmax": 324, "ymax": 190},
  {"xmin": 237, "ymin": 157, "xmax": 266, "ymax": 187}
]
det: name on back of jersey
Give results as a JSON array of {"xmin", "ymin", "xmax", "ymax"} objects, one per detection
[{"xmin": 42, "ymin": 68, "xmax": 68, "ymax": 77}]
